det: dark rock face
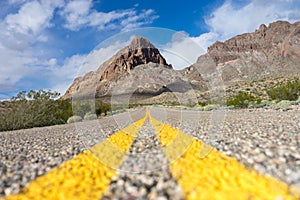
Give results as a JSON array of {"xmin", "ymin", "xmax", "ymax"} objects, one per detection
[
  {"xmin": 63, "ymin": 37, "xmax": 172, "ymax": 99},
  {"xmin": 98, "ymin": 38, "xmax": 171, "ymax": 83},
  {"xmin": 63, "ymin": 20, "xmax": 300, "ymax": 102}
]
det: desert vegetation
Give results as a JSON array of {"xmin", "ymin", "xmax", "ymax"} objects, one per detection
[
  {"xmin": 226, "ymin": 91, "xmax": 262, "ymax": 108},
  {"xmin": 203, "ymin": 78, "xmax": 300, "ymax": 109},
  {"xmin": 0, "ymin": 90, "xmax": 113, "ymax": 131},
  {"xmin": 0, "ymin": 90, "xmax": 72, "ymax": 131},
  {"xmin": 267, "ymin": 78, "xmax": 300, "ymax": 101},
  {"xmin": 1, "ymin": 77, "xmax": 300, "ymax": 131}
]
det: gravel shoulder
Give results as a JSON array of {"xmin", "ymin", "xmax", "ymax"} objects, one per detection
[
  {"xmin": 0, "ymin": 108, "xmax": 145, "ymax": 197},
  {"xmin": 1, "ymin": 106, "xmax": 299, "ymax": 197},
  {"xmin": 149, "ymin": 106, "xmax": 300, "ymax": 191}
]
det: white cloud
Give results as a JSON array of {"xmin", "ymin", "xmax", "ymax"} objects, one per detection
[
  {"xmin": 60, "ymin": 0, "xmax": 92, "ymax": 30},
  {"xmin": 0, "ymin": 94, "xmax": 10, "ymax": 101},
  {"xmin": 49, "ymin": 54, "xmax": 87, "ymax": 95},
  {"xmin": 48, "ymin": 58, "xmax": 57, "ymax": 66},
  {"xmin": 0, "ymin": 0, "xmax": 156, "ymax": 98},
  {"xmin": 167, "ymin": 0, "xmax": 300, "ymax": 70},
  {"xmin": 0, "ymin": 0, "xmax": 64, "ymax": 51},
  {"xmin": 78, "ymin": 40, "xmax": 130, "ymax": 76},
  {"xmin": 120, "ymin": 9, "xmax": 158, "ymax": 31},
  {"xmin": 60, "ymin": 0, "xmax": 158, "ymax": 31},
  {"xmin": 7, "ymin": 0, "xmax": 27, "ymax": 5},
  {"xmin": 0, "ymin": 43, "xmax": 37, "ymax": 92},
  {"xmin": 205, "ymin": 0, "xmax": 300, "ymax": 41},
  {"xmin": 190, "ymin": 32, "xmax": 219, "ymax": 51},
  {"xmin": 0, "ymin": 0, "xmax": 64, "ymax": 95},
  {"xmin": 1, "ymin": 0, "xmax": 300, "ymax": 99},
  {"xmin": 6, "ymin": 0, "xmax": 64, "ymax": 35},
  {"xmin": 160, "ymin": 32, "xmax": 206, "ymax": 69},
  {"xmin": 50, "ymin": 39, "xmax": 129, "ymax": 95}
]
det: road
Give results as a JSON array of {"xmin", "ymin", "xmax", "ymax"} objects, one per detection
[{"xmin": 0, "ymin": 106, "xmax": 300, "ymax": 199}]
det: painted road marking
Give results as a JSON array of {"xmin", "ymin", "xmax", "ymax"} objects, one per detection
[
  {"xmin": 2, "ymin": 108, "xmax": 300, "ymax": 200},
  {"xmin": 2, "ymin": 116, "xmax": 146, "ymax": 200},
  {"xmin": 149, "ymin": 114, "xmax": 300, "ymax": 200},
  {"xmin": 90, "ymin": 116, "xmax": 146, "ymax": 169}
]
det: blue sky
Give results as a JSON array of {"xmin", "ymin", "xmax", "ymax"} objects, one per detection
[{"xmin": 0, "ymin": 0, "xmax": 299, "ymax": 100}]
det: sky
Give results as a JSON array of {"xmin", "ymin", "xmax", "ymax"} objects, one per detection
[{"xmin": 0, "ymin": 0, "xmax": 299, "ymax": 100}]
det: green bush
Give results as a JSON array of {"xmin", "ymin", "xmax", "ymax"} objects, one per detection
[
  {"xmin": 95, "ymin": 100, "xmax": 111, "ymax": 116},
  {"xmin": 257, "ymin": 100, "xmax": 271, "ymax": 108},
  {"xmin": 67, "ymin": 116, "xmax": 82, "ymax": 123},
  {"xmin": 84, "ymin": 113, "xmax": 98, "ymax": 121},
  {"xmin": 0, "ymin": 90, "xmax": 73, "ymax": 131},
  {"xmin": 56, "ymin": 99, "xmax": 73, "ymax": 122},
  {"xmin": 272, "ymin": 100, "xmax": 293, "ymax": 111},
  {"xmin": 69, "ymin": 99, "xmax": 112, "ymax": 118},
  {"xmin": 72, "ymin": 100, "xmax": 92, "ymax": 118},
  {"xmin": 296, "ymin": 97, "xmax": 300, "ymax": 105},
  {"xmin": 226, "ymin": 92, "xmax": 261, "ymax": 108},
  {"xmin": 267, "ymin": 78, "xmax": 300, "ymax": 101},
  {"xmin": 198, "ymin": 101, "xmax": 208, "ymax": 107}
]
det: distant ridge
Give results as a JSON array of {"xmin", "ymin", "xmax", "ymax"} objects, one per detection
[
  {"xmin": 63, "ymin": 20, "xmax": 300, "ymax": 103},
  {"xmin": 183, "ymin": 20, "xmax": 300, "ymax": 84}
]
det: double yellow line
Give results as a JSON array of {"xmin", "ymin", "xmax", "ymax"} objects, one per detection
[
  {"xmin": 3, "ymin": 116, "xmax": 146, "ymax": 200},
  {"xmin": 148, "ymin": 110, "xmax": 299, "ymax": 200},
  {"xmin": 3, "ymin": 108, "xmax": 299, "ymax": 200}
]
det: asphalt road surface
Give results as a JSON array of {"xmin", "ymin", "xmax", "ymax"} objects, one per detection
[{"xmin": 0, "ymin": 106, "xmax": 299, "ymax": 199}]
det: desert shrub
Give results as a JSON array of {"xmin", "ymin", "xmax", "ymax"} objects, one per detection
[
  {"xmin": 56, "ymin": 99, "xmax": 73, "ymax": 122},
  {"xmin": 203, "ymin": 104, "xmax": 220, "ymax": 111},
  {"xmin": 198, "ymin": 101, "xmax": 208, "ymax": 107},
  {"xmin": 226, "ymin": 105, "xmax": 235, "ymax": 110},
  {"xmin": 67, "ymin": 116, "xmax": 82, "ymax": 123},
  {"xmin": 267, "ymin": 78, "xmax": 300, "ymax": 101},
  {"xmin": 72, "ymin": 100, "xmax": 112, "ymax": 118},
  {"xmin": 271, "ymin": 100, "xmax": 293, "ymax": 111},
  {"xmin": 0, "ymin": 90, "xmax": 73, "ymax": 131},
  {"xmin": 84, "ymin": 113, "xmax": 98, "ymax": 121},
  {"xmin": 72, "ymin": 100, "xmax": 92, "ymax": 118},
  {"xmin": 226, "ymin": 92, "xmax": 261, "ymax": 108},
  {"xmin": 255, "ymin": 100, "xmax": 273, "ymax": 108},
  {"xmin": 95, "ymin": 100, "xmax": 111, "ymax": 116},
  {"xmin": 296, "ymin": 97, "xmax": 300, "ymax": 105}
]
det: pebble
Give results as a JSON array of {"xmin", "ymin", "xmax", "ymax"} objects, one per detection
[
  {"xmin": 1, "ymin": 107, "xmax": 300, "ymax": 198},
  {"xmin": 0, "ymin": 110, "xmax": 145, "ymax": 197},
  {"xmin": 102, "ymin": 120, "xmax": 184, "ymax": 199},
  {"xmin": 150, "ymin": 106, "xmax": 300, "ymax": 190},
  {"xmin": 265, "ymin": 149, "xmax": 274, "ymax": 157}
]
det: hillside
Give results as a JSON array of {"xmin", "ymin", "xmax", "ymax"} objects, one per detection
[
  {"xmin": 183, "ymin": 21, "xmax": 300, "ymax": 85},
  {"xmin": 63, "ymin": 20, "xmax": 300, "ymax": 103}
]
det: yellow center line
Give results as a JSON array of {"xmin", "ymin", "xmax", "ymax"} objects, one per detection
[
  {"xmin": 2, "ymin": 116, "xmax": 147, "ymax": 200},
  {"xmin": 148, "ymin": 113, "xmax": 300, "ymax": 200}
]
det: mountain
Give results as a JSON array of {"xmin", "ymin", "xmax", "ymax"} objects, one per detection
[
  {"xmin": 183, "ymin": 21, "xmax": 300, "ymax": 86},
  {"xmin": 63, "ymin": 37, "xmax": 172, "ymax": 99},
  {"xmin": 63, "ymin": 20, "xmax": 300, "ymax": 103},
  {"xmin": 62, "ymin": 37, "xmax": 205, "ymax": 103}
]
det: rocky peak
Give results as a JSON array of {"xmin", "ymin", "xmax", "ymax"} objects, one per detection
[
  {"xmin": 98, "ymin": 36, "xmax": 172, "ymax": 82},
  {"xmin": 63, "ymin": 36, "xmax": 172, "ymax": 99},
  {"xmin": 258, "ymin": 24, "xmax": 267, "ymax": 32},
  {"xmin": 128, "ymin": 36, "xmax": 155, "ymax": 50}
]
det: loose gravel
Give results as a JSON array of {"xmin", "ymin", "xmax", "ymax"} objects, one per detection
[
  {"xmin": 1, "ymin": 106, "xmax": 299, "ymax": 198},
  {"xmin": 0, "ymin": 108, "xmax": 145, "ymax": 197},
  {"xmin": 102, "ymin": 119, "xmax": 184, "ymax": 200},
  {"xmin": 150, "ymin": 106, "xmax": 300, "ymax": 191}
]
